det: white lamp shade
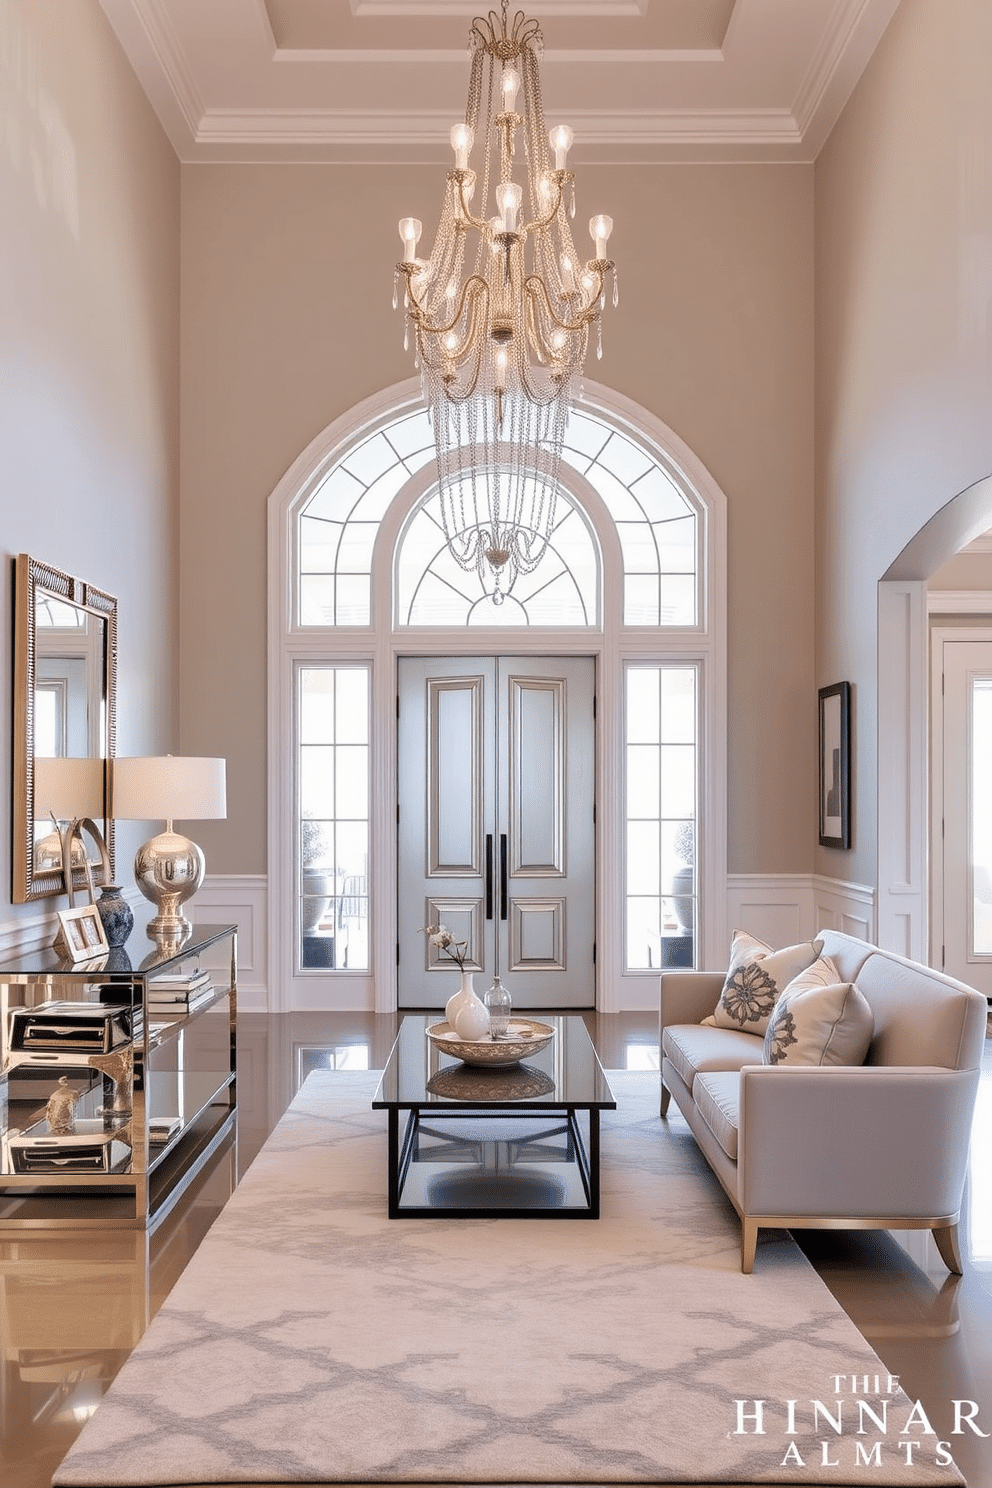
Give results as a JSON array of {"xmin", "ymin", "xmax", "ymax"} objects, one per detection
[
  {"xmin": 112, "ymin": 757, "xmax": 227, "ymax": 823},
  {"xmin": 33, "ymin": 756, "xmax": 105, "ymax": 821}
]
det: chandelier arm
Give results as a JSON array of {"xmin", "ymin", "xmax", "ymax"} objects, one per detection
[
  {"xmin": 408, "ymin": 270, "xmax": 488, "ymax": 338},
  {"xmin": 516, "ymin": 354, "xmax": 571, "ymax": 408},
  {"xmin": 523, "ymin": 272, "xmax": 598, "ymax": 334},
  {"xmin": 520, "ymin": 291, "xmax": 578, "ymax": 390},
  {"xmin": 423, "ymin": 303, "xmax": 488, "ymax": 402},
  {"xmin": 518, "ymin": 172, "xmax": 565, "ymax": 238},
  {"xmin": 451, "ymin": 172, "xmax": 491, "ymax": 237}
]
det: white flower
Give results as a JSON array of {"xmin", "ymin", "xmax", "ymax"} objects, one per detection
[{"xmin": 421, "ymin": 922, "xmax": 468, "ymax": 968}]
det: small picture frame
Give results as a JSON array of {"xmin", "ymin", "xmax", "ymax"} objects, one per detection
[
  {"xmin": 55, "ymin": 904, "xmax": 109, "ymax": 963},
  {"xmin": 819, "ymin": 681, "xmax": 851, "ymax": 849}
]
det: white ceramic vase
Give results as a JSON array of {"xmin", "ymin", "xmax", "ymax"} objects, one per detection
[{"xmin": 445, "ymin": 971, "xmax": 490, "ymax": 1040}]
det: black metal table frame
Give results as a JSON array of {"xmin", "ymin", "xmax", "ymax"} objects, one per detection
[{"xmin": 386, "ymin": 1101, "xmax": 603, "ymax": 1219}]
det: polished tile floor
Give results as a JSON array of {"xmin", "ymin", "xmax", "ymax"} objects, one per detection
[{"xmin": 2, "ymin": 1011, "xmax": 990, "ymax": 1488}]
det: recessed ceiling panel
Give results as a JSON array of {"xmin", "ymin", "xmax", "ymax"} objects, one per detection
[{"xmin": 264, "ymin": 0, "xmax": 737, "ymax": 54}]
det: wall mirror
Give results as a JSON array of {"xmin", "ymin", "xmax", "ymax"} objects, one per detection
[{"xmin": 12, "ymin": 554, "xmax": 117, "ymax": 903}]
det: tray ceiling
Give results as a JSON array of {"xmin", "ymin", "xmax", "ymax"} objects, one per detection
[{"xmin": 98, "ymin": 0, "xmax": 904, "ymax": 164}]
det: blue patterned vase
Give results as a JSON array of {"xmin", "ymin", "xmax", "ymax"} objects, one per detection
[{"xmin": 96, "ymin": 885, "xmax": 134, "ymax": 948}]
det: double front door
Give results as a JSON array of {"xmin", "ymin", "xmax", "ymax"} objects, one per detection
[{"xmin": 397, "ymin": 656, "xmax": 595, "ymax": 1008}]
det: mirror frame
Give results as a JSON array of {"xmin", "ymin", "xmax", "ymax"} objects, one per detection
[{"xmin": 12, "ymin": 554, "xmax": 117, "ymax": 903}]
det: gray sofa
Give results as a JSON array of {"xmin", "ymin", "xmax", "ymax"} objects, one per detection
[{"xmin": 660, "ymin": 929, "xmax": 987, "ymax": 1272}]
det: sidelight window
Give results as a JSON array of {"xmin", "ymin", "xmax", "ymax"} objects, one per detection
[
  {"xmin": 624, "ymin": 664, "xmax": 698, "ymax": 970},
  {"xmin": 297, "ymin": 666, "xmax": 370, "ymax": 971}
]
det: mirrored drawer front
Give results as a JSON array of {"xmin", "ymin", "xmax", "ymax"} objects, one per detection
[{"xmin": 9, "ymin": 1001, "xmax": 136, "ymax": 1054}]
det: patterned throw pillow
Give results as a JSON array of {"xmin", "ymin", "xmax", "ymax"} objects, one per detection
[
  {"xmin": 762, "ymin": 966, "xmax": 874, "ymax": 1067},
  {"xmin": 712, "ymin": 930, "xmax": 824, "ymax": 1035}
]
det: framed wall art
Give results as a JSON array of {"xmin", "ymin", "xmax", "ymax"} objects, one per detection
[{"xmin": 818, "ymin": 681, "xmax": 851, "ymax": 849}]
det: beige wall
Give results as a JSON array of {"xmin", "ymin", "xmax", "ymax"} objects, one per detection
[
  {"xmin": 0, "ymin": 0, "xmax": 180, "ymax": 926},
  {"xmin": 815, "ymin": 0, "xmax": 992, "ymax": 883},
  {"xmin": 929, "ymin": 549, "xmax": 992, "ymax": 592},
  {"xmin": 181, "ymin": 162, "xmax": 815, "ymax": 876}
]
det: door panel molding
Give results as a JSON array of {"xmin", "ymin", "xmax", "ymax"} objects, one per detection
[
  {"xmin": 509, "ymin": 674, "xmax": 565, "ymax": 877},
  {"xmin": 428, "ymin": 675, "xmax": 485, "ymax": 877},
  {"xmin": 509, "ymin": 898, "xmax": 566, "ymax": 972},
  {"xmin": 424, "ymin": 895, "xmax": 484, "ymax": 973}
]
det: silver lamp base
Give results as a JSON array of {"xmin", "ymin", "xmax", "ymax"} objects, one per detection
[{"xmin": 133, "ymin": 827, "xmax": 204, "ymax": 941}]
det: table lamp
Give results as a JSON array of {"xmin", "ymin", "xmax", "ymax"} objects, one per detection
[
  {"xmin": 32, "ymin": 755, "xmax": 107, "ymax": 873},
  {"xmin": 112, "ymin": 756, "xmax": 226, "ymax": 940}
]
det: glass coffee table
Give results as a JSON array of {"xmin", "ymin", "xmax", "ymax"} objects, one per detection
[{"xmin": 372, "ymin": 1014, "xmax": 616, "ymax": 1218}]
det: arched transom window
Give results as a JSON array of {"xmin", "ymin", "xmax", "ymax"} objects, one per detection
[{"xmin": 296, "ymin": 405, "xmax": 700, "ymax": 629}]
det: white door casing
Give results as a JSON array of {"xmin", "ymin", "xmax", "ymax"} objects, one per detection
[
  {"xmin": 931, "ymin": 628, "xmax": 992, "ymax": 993},
  {"xmin": 397, "ymin": 656, "xmax": 595, "ymax": 1007}
]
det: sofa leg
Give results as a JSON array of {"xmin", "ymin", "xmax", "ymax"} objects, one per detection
[
  {"xmin": 660, "ymin": 1083, "xmax": 671, "ymax": 1118},
  {"xmin": 741, "ymin": 1220, "xmax": 758, "ymax": 1274},
  {"xmin": 932, "ymin": 1223, "xmax": 964, "ymax": 1275}
]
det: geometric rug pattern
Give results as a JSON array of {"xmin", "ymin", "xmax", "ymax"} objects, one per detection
[{"xmin": 54, "ymin": 1070, "xmax": 961, "ymax": 1485}]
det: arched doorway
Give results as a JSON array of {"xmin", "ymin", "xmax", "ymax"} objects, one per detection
[
  {"xmin": 267, "ymin": 379, "xmax": 728, "ymax": 1012},
  {"xmin": 877, "ymin": 473, "xmax": 992, "ymax": 960}
]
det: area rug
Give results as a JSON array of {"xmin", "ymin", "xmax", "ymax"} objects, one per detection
[{"xmin": 54, "ymin": 1071, "xmax": 962, "ymax": 1487}]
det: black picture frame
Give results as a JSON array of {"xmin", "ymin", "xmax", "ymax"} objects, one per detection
[{"xmin": 818, "ymin": 681, "xmax": 851, "ymax": 849}]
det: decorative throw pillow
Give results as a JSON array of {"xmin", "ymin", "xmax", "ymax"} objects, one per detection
[
  {"xmin": 762, "ymin": 972, "xmax": 874, "ymax": 1067},
  {"xmin": 712, "ymin": 930, "xmax": 824, "ymax": 1035}
]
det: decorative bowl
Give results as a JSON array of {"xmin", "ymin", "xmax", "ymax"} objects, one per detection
[
  {"xmin": 426, "ymin": 1018, "xmax": 555, "ymax": 1067},
  {"xmin": 427, "ymin": 1064, "xmax": 556, "ymax": 1101}
]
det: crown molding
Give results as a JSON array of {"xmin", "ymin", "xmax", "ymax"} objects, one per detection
[
  {"xmin": 271, "ymin": 48, "xmax": 725, "ymax": 63},
  {"xmin": 196, "ymin": 106, "xmax": 802, "ymax": 153},
  {"xmin": 101, "ymin": 0, "xmax": 895, "ymax": 165},
  {"xmin": 100, "ymin": 0, "xmax": 203, "ymax": 139},
  {"xmin": 792, "ymin": 0, "xmax": 902, "ymax": 154}
]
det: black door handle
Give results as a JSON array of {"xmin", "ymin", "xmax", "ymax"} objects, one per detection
[
  {"xmin": 485, "ymin": 833, "xmax": 493, "ymax": 920},
  {"xmin": 500, "ymin": 833, "xmax": 508, "ymax": 920}
]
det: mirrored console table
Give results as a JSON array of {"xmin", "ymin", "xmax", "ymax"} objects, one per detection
[{"xmin": 0, "ymin": 922, "xmax": 237, "ymax": 1229}]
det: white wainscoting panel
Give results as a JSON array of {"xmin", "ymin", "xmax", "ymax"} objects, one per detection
[
  {"xmin": 0, "ymin": 905, "xmax": 60, "ymax": 961},
  {"xmin": 724, "ymin": 874, "xmax": 875, "ymax": 956},
  {"xmin": 812, "ymin": 875, "xmax": 875, "ymax": 943},
  {"xmin": 3, "ymin": 875, "xmax": 881, "ymax": 1010},
  {"xmin": 724, "ymin": 875, "xmax": 814, "ymax": 952},
  {"xmin": 194, "ymin": 875, "xmax": 268, "ymax": 1010}
]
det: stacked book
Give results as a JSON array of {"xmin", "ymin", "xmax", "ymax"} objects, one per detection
[{"xmin": 146, "ymin": 968, "xmax": 215, "ymax": 1015}]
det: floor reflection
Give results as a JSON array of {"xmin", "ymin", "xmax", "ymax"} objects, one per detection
[{"xmin": 0, "ymin": 1012, "xmax": 989, "ymax": 1488}]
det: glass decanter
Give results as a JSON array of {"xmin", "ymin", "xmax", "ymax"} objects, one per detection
[{"xmin": 484, "ymin": 975, "xmax": 512, "ymax": 1038}]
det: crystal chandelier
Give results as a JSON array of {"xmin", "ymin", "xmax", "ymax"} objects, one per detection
[{"xmin": 394, "ymin": 2, "xmax": 617, "ymax": 605}]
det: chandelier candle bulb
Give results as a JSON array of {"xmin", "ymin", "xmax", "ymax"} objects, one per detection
[
  {"xmin": 496, "ymin": 181, "xmax": 522, "ymax": 233},
  {"xmin": 450, "ymin": 122, "xmax": 474, "ymax": 169},
  {"xmin": 502, "ymin": 67, "xmax": 521, "ymax": 110},
  {"xmin": 549, "ymin": 123, "xmax": 573, "ymax": 169},
  {"xmin": 398, "ymin": 217, "xmax": 421, "ymax": 262},
  {"xmin": 590, "ymin": 213, "xmax": 613, "ymax": 259}
]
